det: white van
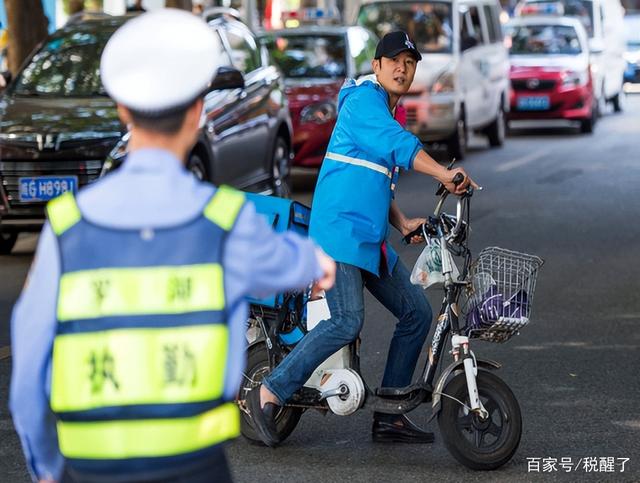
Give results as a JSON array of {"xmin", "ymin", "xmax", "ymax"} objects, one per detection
[
  {"xmin": 356, "ymin": 0, "xmax": 510, "ymax": 159},
  {"xmin": 514, "ymin": 0, "xmax": 627, "ymax": 112}
]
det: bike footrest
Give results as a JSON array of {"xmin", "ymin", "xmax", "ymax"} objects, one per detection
[
  {"xmin": 289, "ymin": 386, "xmax": 323, "ymax": 406},
  {"xmin": 376, "ymin": 383, "xmax": 430, "ymax": 398}
]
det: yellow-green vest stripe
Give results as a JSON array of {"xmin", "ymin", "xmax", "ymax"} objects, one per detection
[
  {"xmin": 57, "ymin": 264, "xmax": 224, "ymax": 321},
  {"xmin": 51, "ymin": 325, "xmax": 229, "ymax": 413},
  {"xmin": 47, "ymin": 191, "xmax": 82, "ymax": 236},
  {"xmin": 57, "ymin": 402, "xmax": 240, "ymax": 459},
  {"xmin": 203, "ymin": 186, "xmax": 245, "ymax": 231}
]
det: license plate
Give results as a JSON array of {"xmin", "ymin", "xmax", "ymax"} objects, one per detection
[
  {"xmin": 517, "ymin": 96, "xmax": 550, "ymax": 111},
  {"xmin": 19, "ymin": 176, "xmax": 78, "ymax": 202}
]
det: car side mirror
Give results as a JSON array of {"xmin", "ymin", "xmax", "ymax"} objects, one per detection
[
  {"xmin": 589, "ymin": 39, "xmax": 604, "ymax": 55},
  {"xmin": 0, "ymin": 71, "xmax": 12, "ymax": 90},
  {"xmin": 210, "ymin": 66, "xmax": 244, "ymax": 91},
  {"xmin": 461, "ymin": 35, "xmax": 478, "ymax": 52}
]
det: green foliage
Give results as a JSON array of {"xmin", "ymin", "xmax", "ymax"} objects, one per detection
[{"xmin": 62, "ymin": 0, "xmax": 104, "ymax": 15}]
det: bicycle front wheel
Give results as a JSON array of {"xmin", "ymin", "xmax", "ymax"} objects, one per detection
[{"xmin": 438, "ymin": 370, "xmax": 522, "ymax": 470}]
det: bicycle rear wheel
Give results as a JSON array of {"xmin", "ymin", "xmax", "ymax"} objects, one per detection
[
  {"xmin": 238, "ymin": 344, "xmax": 303, "ymax": 444},
  {"xmin": 438, "ymin": 370, "xmax": 522, "ymax": 470}
]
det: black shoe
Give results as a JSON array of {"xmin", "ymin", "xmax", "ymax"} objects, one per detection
[
  {"xmin": 372, "ymin": 415, "xmax": 435, "ymax": 444},
  {"xmin": 246, "ymin": 386, "xmax": 281, "ymax": 447}
]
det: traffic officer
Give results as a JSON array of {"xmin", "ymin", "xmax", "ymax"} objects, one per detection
[
  {"xmin": 9, "ymin": 9, "xmax": 335, "ymax": 483},
  {"xmin": 249, "ymin": 31, "xmax": 477, "ymax": 446}
]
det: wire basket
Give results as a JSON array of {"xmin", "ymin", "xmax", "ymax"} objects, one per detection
[{"xmin": 463, "ymin": 247, "xmax": 544, "ymax": 343}]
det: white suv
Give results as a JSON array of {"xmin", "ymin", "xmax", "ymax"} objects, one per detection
[{"xmin": 356, "ymin": 0, "xmax": 510, "ymax": 159}]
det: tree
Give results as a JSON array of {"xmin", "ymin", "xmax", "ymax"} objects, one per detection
[
  {"xmin": 165, "ymin": 0, "xmax": 193, "ymax": 10},
  {"xmin": 5, "ymin": 0, "xmax": 49, "ymax": 74}
]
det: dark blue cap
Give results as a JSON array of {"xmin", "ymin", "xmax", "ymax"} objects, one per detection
[{"xmin": 374, "ymin": 31, "xmax": 422, "ymax": 61}]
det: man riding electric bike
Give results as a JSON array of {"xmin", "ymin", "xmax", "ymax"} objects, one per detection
[{"xmin": 248, "ymin": 31, "xmax": 478, "ymax": 446}]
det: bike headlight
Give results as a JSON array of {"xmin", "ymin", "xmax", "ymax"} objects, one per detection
[
  {"xmin": 300, "ymin": 101, "xmax": 337, "ymax": 124},
  {"xmin": 561, "ymin": 70, "xmax": 588, "ymax": 87}
]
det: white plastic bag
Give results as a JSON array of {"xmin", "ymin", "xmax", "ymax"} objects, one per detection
[{"xmin": 410, "ymin": 239, "xmax": 459, "ymax": 289}]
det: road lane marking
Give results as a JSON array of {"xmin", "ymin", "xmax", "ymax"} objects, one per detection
[
  {"xmin": 0, "ymin": 346, "xmax": 11, "ymax": 360},
  {"xmin": 495, "ymin": 149, "xmax": 549, "ymax": 173}
]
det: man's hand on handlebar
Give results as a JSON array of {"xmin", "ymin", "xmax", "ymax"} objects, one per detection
[
  {"xmin": 401, "ymin": 217, "xmax": 427, "ymax": 244},
  {"xmin": 440, "ymin": 167, "xmax": 478, "ymax": 195}
]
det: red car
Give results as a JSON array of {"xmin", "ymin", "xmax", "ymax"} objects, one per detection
[
  {"xmin": 260, "ymin": 26, "xmax": 379, "ymax": 167},
  {"xmin": 506, "ymin": 16, "xmax": 597, "ymax": 133}
]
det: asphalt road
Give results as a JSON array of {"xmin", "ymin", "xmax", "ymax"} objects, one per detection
[{"xmin": 1, "ymin": 96, "xmax": 640, "ymax": 483}]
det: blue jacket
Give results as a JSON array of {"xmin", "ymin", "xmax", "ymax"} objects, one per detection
[{"xmin": 309, "ymin": 78, "xmax": 423, "ymax": 275}]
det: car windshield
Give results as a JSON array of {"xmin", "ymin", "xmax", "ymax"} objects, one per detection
[
  {"xmin": 509, "ymin": 24, "xmax": 582, "ymax": 55},
  {"xmin": 263, "ymin": 34, "xmax": 347, "ymax": 79},
  {"xmin": 522, "ymin": 0, "xmax": 594, "ymax": 37},
  {"xmin": 357, "ymin": 1, "xmax": 453, "ymax": 54},
  {"xmin": 11, "ymin": 29, "xmax": 115, "ymax": 97}
]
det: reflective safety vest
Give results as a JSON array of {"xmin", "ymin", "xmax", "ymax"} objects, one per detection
[{"xmin": 47, "ymin": 186, "xmax": 244, "ymax": 475}]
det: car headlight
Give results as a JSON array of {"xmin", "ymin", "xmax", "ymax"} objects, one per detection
[
  {"xmin": 300, "ymin": 101, "xmax": 337, "ymax": 124},
  {"xmin": 431, "ymin": 71, "xmax": 455, "ymax": 94},
  {"xmin": 624, "ymin": 51, "xmax": 640, "ymax": 66},
  {"xmin": 100, "ymin": 135, "xmax": 129, "ymax": 177},
  {"xmin": 562, "ymin": 70, "xmax": 588, "ymax": 87}
]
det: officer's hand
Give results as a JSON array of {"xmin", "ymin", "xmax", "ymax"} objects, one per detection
[
  {"xmin": 441, "ymin": 168, "xmax": 479, "ymax": 195},
  {"xmin": 313, "ymin": 249, "xmax": 336, "ymax": 293},
  {"xmin": 402, "ymin": 217, "xmax": 427, "ymax": 244}
]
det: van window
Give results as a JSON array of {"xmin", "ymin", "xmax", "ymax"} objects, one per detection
[
  {"xmin": 469, "ymin": 6, "xmax": 486, "ymax": 43},
  {"xmin": 483, "ymin": 5, "xmax": 503, "ymax": 43},
  {"xmin": 358, "ymin": 2, "xmax": 454, "ymax": 54},
  {"xmin": 509, "ymin": 24, "xmax": 583, "ymax": 55},
  {"xmin": 460, "ymin": 5, "xmax": 486, "ymax": 49},
  {"xmin": 519, "ymin": 0, "xmax": 594, "ymax": 37}
]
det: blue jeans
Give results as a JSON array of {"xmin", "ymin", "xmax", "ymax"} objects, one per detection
[{"xmin": 263, "ymin": 260, "xmax": 433, "ymax": 406}]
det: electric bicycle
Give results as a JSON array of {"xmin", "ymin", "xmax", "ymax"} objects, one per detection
[{"xmin": 239, "ymin": 175, "xmax": 543, "ymax": 470}]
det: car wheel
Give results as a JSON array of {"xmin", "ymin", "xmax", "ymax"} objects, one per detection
[
  {"xmin": 186, "ymin": 152, "xmax": 207, "ymax": 181},
  {"xmin": 596, "ymin": 89, "xmax": 607, "ymax": 118},
  {"xmin": 447, "ymin": 113, "xmax": 467, "ymax": 161},
  {"xmin": 580, "ymin": 115, "xmax": 594, "ymax": 134},
  {"xmin": 271, "ymin": 136, "xmax": 291, "ymax": 198},
  {"xmin": 485, "ymin": 107, "xmax": 505, "ymax": 148},
  {"xmin": 612, "ymin": 89, "xmax": 625, "ymax": 113},
  {"xmin": 0, "ymin": 231, "xmax": 18, "ymax": 255}
]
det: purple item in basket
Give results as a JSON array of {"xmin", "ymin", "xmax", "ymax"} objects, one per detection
[
  {"xmin": 479, "ymin": 285, "xmax": 504, "ymax": 323},
  {"xmin": 503, "ymin": 289, "xmax": 529, "ymax": 318},
  {"xmin": 465, "ymin": 285, "xmax": 503, "ymax": 330}
]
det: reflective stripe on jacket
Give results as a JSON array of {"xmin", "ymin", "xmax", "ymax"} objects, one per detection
[{"xmin": 47, "ymin": 186, "xmax": 244, "ymax": 473}]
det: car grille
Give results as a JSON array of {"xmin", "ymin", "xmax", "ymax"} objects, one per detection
[
  {"xmin": 512, "ymin": 79, "xmax": 556, "ymax": 91},
  {"xmin": 0, "ymin": 160, "xmax": 102, "ymax": 207},
  {"xmin": 405, "ymin": 106, "xmax": 418, "ymax": 127}
]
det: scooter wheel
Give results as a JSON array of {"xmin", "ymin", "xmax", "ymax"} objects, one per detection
[
  {"xmin": 438, "ymin": 370, "xmax": 522, "ymax": 470},
  {"xmin": 238, "ymin": 344, "xmax": 303, "ymax": 445}
]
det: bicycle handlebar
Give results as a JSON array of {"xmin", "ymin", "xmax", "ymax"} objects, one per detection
[
  {"xmin": 435, "ymin": 172, "xmax": 465, "ymax": 196},
  {"xmin": 403, "ymin": 173, "xmax": 474, "ymax": 245}
]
